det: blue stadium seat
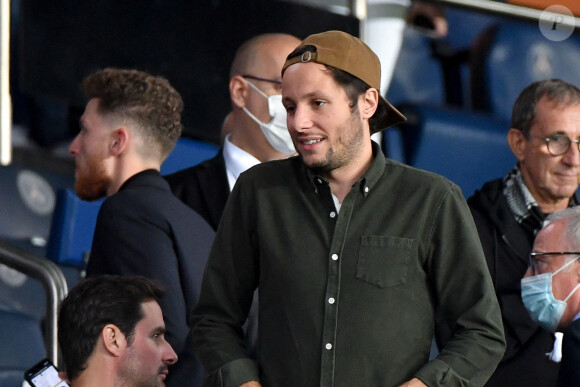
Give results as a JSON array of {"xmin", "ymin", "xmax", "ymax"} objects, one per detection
[
  {"xmin": 0, "ymin": 164, "xmax": 73, "ymax": 251},
  {"xmin": 161, "ymin": 137, "xmax": 220, "ymax": 175},
  {"xmin": 471, "ymin": 22, "xmax": 580, "ymax": 121},
  {"xmin": 0, "ymin": 309, "xmax": 45, "ymax": 387},
  {"xmin": 386, "ymin": 27, "xmax": 445, "ymax": 108},
  {"xmin": 45, "ymin": 189, "xmax": 102, "ymax": 268},
  {"xmin": 392, "ymin": 104, "xmax": 516, "ymax": 198},
  {"xmin": 442, "ymin": 7, "xmax": 500, "ymax": 51}
]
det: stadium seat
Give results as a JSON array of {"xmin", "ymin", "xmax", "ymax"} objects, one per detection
[
  {"xmin": 392, "ymin": 104, "xmax": 516, "ymax": 198},
  {"xmin": 161, "ymin": 136, "xmax": 220, "ymax": 176},
  {"xmin": 0, "ymin": 309, "xmax": 45, "ymax": 387},
  {"xmin": 386, "ymin": 27, "xmax": 445, "ymax": 108},
  {"xmin": 0, "ymin": 164, "xmax": 72, "ymax": 248},
  {"xmin": 45, "ymin": 189, "xmax": 102, "ymax": 269},
  {"xmin": 470, "ymin": 21, "xmax": 580, "ymax": 121}
]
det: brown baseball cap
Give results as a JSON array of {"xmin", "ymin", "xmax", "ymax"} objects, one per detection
[{"xmin": 282, "ymin": 30, "xmax": 406, "ymax": 133}]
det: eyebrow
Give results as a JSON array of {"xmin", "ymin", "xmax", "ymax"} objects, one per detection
[{"xmin": 283, "ymin": 91, "xmax": 320, "ymax": 103}]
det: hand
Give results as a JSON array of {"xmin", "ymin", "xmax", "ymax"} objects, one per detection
[
  {"xmin": 239, "ymin": 381, "xmax": 262, "ymax": 387},
  {"xmin": 407, "ymin": 1, "xmax": 448, "ymax": 38},
  {"xmin": 57, "ymin": 372, "xmax": 70, "ymax": 383},
  {"xmin": 398, "ymin": 377, "xmax": 428, "ymax": 387}
]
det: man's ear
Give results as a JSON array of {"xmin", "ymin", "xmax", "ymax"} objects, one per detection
[
  {"xmin": 101, "ymin": 324, "xmax": 127, "ymax": 356},
  {"xmin": 360, "ymin": 88, "xmax": 379, "ymax": 120},
  {"xmin": 110, "ymin": 128, "xmax": 129, "ymax": 156},
  {"xmin": 508, "ymin": 128, "xmax": 527, "ymax": 162},
  {"xmin": 230, "ymin": 75, "xmax": 249, "ymax": 108}
]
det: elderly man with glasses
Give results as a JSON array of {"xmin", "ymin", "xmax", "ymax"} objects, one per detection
[
  {"xmin": 460, "ymin": 79, "xmax": 580, "ymax": 387},
  {"xmin": 522, "ymin": 207, "xmax": 580, "ymax": 386}
]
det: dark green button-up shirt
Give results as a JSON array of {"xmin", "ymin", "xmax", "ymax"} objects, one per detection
[{"xmin": 192, "ymin": 143, "xmax": 505, "ymax": 387}]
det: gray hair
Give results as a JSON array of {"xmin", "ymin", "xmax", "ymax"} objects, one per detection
[{"xmin": 543, "ymin": 207, "xmax": 580, "ymax": 262}]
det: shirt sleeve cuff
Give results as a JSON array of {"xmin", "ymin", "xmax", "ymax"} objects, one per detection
[
  {"xmin": 203, "ymin": 357, "xmax": 260, "ymax": 387},
  {"xmin": 414, "ymin": 358, "xmax": 469, "ymax": 387}
]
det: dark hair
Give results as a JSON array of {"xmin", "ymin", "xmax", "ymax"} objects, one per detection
[
  {"xmin": 285, "ymin": 45, "xmax": 386, "ymax": 133},
  {"xmin": 511, "ymin": 79, "xmax": 580, "ymax": 138},
  {"xmin": 58, "ymin": 275, "xmax": 164, "ymax": 381},
  {"xmin": 82, "ymin": 68, "xmax": 183, "ymax": 160},
  {"xmin": 326, "ymin": 67, "xmax": 387, "ymax": 134}
]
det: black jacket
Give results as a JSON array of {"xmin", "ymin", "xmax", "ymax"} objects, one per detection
[
  {"xmin": 558, "ymin": 318, "xmax": 580, "ymax": 386},
  {"xmin": 87, "ymin": 170, "xmax": 215, "ymax": 387},
  {"xmin": 467, "ymin": 178, "xmax": 560, "ymax": 387},
  {"xmin": 165, "ymin": 151, "xmax": 229, "ymax": 231}
]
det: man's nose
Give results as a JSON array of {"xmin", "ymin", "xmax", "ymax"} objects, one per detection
[{"xmin": 69, "ymin": 135, "xmax": 80, "ymax": 155}]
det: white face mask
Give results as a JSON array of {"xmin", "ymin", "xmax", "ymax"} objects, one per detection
[{"xmin": 242, "ymin": 81, "xmax": 296, "ymax": 155}]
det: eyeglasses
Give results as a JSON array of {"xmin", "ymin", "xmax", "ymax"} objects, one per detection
[
  {"xmin": 242, "ymin": 74, "xmax": 282, "ymax": 87},
  {"xmin": 529, "ymin": 251, "xmax": 580, "ymax": 274},
  {"xmin": 533, "ymin": 134, "xmax": 580, "ymax": 156}
]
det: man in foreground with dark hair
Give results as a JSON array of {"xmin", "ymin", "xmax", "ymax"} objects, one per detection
[
  {"xmin": 192, "ymin": 30, "xmax": 505, "ymax": 387},
  {"xmin": 58, "ymin": 275, "xmax": 177, "ymax": 386},
  {"xmin": 69, "ymin": 68, "xmax": 214, "ymax": 386}
]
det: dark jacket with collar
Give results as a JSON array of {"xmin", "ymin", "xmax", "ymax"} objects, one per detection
[
  {"xmin": 558, "ymin": 318, "xmax": 580, "ymax": 386},
  {"xmin": 86, "ymin": 170, "xmax": 215, "ymax": 387},
  {"xmin": 165, "ymin": 151, "xmax": 229, "ymax": 231},
  {"xmin": 467, "ymin": 178, "xmax": 561, "ymax": 387}
]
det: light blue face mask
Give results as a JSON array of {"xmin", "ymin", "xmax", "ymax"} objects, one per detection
[{"xmin": 521, "ymin": 255, "xmax": 580, "ymax": 332}]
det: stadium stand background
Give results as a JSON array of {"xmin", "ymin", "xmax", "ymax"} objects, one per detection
[{"xmin": 1, "ymin": 1, "xmax": 580, "ymax": 386}]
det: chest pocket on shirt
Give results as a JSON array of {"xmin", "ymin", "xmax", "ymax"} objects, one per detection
[{"xmin": 357, "ymin": 235, "xmax": 414, "ymax": 288}]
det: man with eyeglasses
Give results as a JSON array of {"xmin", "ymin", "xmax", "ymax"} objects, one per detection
[
  {"xmin": 165, "ymin": 33, "xmax": 300, "ymax": 230},
  {"xmin": 465, "ymin": 79, "xmax": 580, "ymax": 387},
  {"xmin": 521, "ymin": 207, "xmax": 580, "ymax": 386}
]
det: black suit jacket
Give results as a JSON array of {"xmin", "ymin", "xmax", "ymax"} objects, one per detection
[
  {"xmin": 165, "ymin": 150, "xmax": 260, "ymax": 359},
  {"xmin": 86, "ymin": 170, "xmax": 215, "ymax": 387},
  {"xmin": 165, "ymin": 151, "xmax": 229, "ymax": 231},
  {"xmin": 558, "ymin": 319, "xmax": 580, "ymax": 386}
]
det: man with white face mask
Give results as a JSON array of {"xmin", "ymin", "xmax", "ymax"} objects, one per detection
[
  {"xmin": 522, "ymin": 207, "xmax": 580, "ymax": 386},
  {"xmin": 165, "ymin": 33, "xmax": 301, "ymax": 230}
]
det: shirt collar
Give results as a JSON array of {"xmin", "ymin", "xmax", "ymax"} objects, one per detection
[
  {"xmin": 223, "ymin": 134, "xmax": 261, "ymax": 191},
  {"xmin": 305, "ymin": 140, "xmax": 385, "ymax": 197}
]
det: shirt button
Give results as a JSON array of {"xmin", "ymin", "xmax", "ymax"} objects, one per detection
[
  {"xmin": 364, "ymin": 186, "xmax": 369, "ymax": 193},
  {"xmin": 331, "ymin": 254, "xmax": 338, "ymax": 261},
  {"xmin": 328, "ymin": 297, "xmax": 335, "ymax": 304},
  {"xmin": 326, "ymin": 343, "xmax": 333, "ymax": 350},
  {"xmin": 330, "ymin": 211, "xmax": 336, "ymax": 218}
]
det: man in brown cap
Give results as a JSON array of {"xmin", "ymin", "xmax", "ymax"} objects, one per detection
[{"xmin": 192, "ymin": 30, "xmax": 505, "ymax": 387}]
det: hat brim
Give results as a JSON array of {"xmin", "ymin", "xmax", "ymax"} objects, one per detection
[{"xmin": 375, "ymin": 96, "xmax": 407, "ymax": 133}]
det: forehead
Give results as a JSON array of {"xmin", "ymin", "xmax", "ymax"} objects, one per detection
[
  {"xmin": 282, "ymin": 62, "xmax": 344, "ymax": 99},
  {"xmin": 254, "ymin": 39, "xmax": 300, "ymax": 78},
  {"xmin": 532, "ymin": 97, "xmax": 580, "ymax": 133},
  {"xmin": 135, "ymin": 301, "xmax": 164, "ymax": 333},
  {"xmin": 534, "ymin": 220, "xmax": 568, "ymax": 252},
  {"xmin": 81, "ymin": 98, "xmax": 106, "ymax": 126}
]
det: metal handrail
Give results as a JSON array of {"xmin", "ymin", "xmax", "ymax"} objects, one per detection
[
  {"xmin": 422, "ymin": 0, "xmax": 579, "ymax": 28},
  {"xmin": 350, "ymin": 0, "xmax": 580, "ymax": 27},
  {"xmin": 0, "ymin": 239, "xmax": 68, "ymax": 368}
]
